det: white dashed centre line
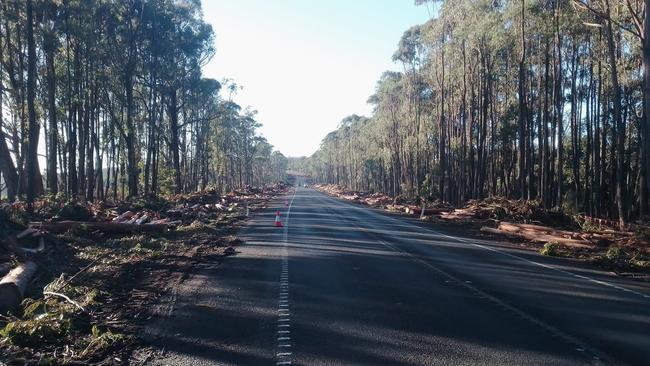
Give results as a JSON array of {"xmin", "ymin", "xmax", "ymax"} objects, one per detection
[{"xmin": 276, "ymin": 190, "xmax": 296, "ymax": 366}]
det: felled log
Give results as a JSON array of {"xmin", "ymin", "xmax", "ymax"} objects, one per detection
[
  {"xmin": 135, "ymin": 214, "xmax": 150, "ymax": 225},
  {"xmin": 0, "ymin": 261, "xmax": 38, "ymax": 313},
  {"xmin": 497, "ymin": 222, "xmax": 579, "ymax": 238},
  {"xmin": 2, "ymin": 234, "xmax": 46, "ymax": 255},
  {"xmin": 440, "ymin": 208, "xmax": 478, "ymax": 220},
  {"xmin": 18, "ymin": 237, "xmax": 45, "ymax": 254},
  {"xmin": 405, "ymin": 206, "xmax": 449, "ymax": 216},
  {"xmin": 30, "ymin": 221, "xmax": 169, "ymax": 234},
  {"xmin": 112, "ymin": 211, "xmax": 134, "ymax": 223},
  {"xmin": 16, "ymin": 228, "xmax": 40, "ymax": 239},
  {"xmin": 384, "ymin": 204, "xmax": 405, "ymax": 212},
  {"xmin": 480, "ymin": 223, "xmax": 593, "ymax": 249}
]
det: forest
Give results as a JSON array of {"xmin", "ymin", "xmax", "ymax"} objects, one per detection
[
  {"xmin": 295, "ymin": 0, "xmax": 650, "ymax": 227},
  {"xmin": 0, "ymin": 0, "xmax": 288, "ymax": 208}
]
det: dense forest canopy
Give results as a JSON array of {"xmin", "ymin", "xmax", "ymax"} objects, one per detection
[
  {"xmin": 0, "ymin": 0, "xmax": 288, "ymax": 207},
  {"xmin": 297, "ymin": 0, "xmax": 650, "ymax": 226}
]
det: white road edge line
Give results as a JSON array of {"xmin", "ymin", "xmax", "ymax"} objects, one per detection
[
  {"xmin": 323, "ymin": 193, "xmax": 618, "ymax": 366},
  {"xmin": 343, "ymin": 194, "xmax": 650, "ymax": 301}
]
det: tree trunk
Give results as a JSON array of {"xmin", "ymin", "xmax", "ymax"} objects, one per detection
[
  {"xmin": 554, "ymin": 2, "xmax": 564, "ymax": 208},
  {"xmin": 169, "ymin": 88, "xmax": 182, "ymax": 194},
  {"xmin": 518, "ymin": 0, "xmax": 527, "ymax": 199},
  {"xmin": 642, "ymin": 0, "xmax": 650, "ymax": 215},
  {"xmin": 0, "ymin": 29, "xmax": 18, "ymax": 201},
  {"xmin": 604, "ymin": 1, "xmax": 626, "ymax": 228},
  {"xmin": 45, "ymin": 27, "xmax": 58, "ymax": 195},
  {"xmin": 25, "ymin": 0, "xmax": 39, "ymax": 210}
]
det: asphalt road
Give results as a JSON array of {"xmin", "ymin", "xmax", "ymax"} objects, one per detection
[{"xmin": 146, "ymin": 187, "xmax": 650, "ymax": 366}]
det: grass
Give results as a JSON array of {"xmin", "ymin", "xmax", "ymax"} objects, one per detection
[
  {"xmin": 175, "ymin": 220, "xmax": 216, "ymax": 233},
  {"xmin": 577, "ymin": 218, "xmax": 600, "ymax": 233}
]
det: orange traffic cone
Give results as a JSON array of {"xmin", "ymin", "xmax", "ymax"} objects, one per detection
[{"xmin": 274, "ymin": 211, "xmax": 283, "ymax": 227}]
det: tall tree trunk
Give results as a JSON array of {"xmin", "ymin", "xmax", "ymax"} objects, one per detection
[
  {"xmin": 0, "ymin": 27, "xmax": 18, "ymax": 201},
  {"xmin": 642, "ymin": 0, "xmax": 650, "ymax": 215},
  {"xmin": 45, "ymin": 26, "xmax": 58, "ymax": 195},
  {"xmin": 169, "ymin": 89, "xmax": 182, "ymax": 194},
  {"xmin": 518, "ymin": 0, "xmax": 527, "ymax": 199},
  {"xmin": 605, "ymin": 1, "xmax": 626, "ymax": 228},
  {"xmin": 25, "ymin": 0, "xmax": 39, "ymax": 210},
  {"xmin": 439, "ymin": 32, "xmax": 446, "ymax": 202},
  {"xmin": 554, "ymin": 1, "xmax": 564, "ymax": 208},
  {"xmin": 125, "ymin": 68, "xmax": 138, "ymax": 197}
]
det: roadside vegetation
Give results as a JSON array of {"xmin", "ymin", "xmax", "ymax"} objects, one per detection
[
  {"xmin": 0, "ymin": 185, "xmax": 287, "ymax": 364},
  {"xmin": 292, "ymin": 0, "xmax": 650, "ymax": 230},
  {"xmin": 0, "ymin": 0, "xmax": 289, "ymax": 364},
  {"xmin": 315, "ymin": 183, "xmax": 650, "ymax": 276},
  {"xmin": 293, "ymin": 0, "xmax": 650, "ymax": 274}
]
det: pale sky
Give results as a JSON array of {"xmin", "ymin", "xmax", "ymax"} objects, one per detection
[{"xmin": 201, "ymin": 1, "xmax": 430, "ymax": 157}]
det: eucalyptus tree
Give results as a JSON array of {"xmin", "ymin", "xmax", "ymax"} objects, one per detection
[
  {"xmin": 0, "ymin": 0, "xmax": 285, "ymax": 206},
  {"xmin": 307, "ymin": 0, "xmax": 650, "ymax": 225}
]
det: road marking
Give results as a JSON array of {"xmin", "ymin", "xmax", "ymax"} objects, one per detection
[
  {"xmin": 337, "ymin": 193, "xmax": 650, "ymax": 301},
  {"xmin": 276, "ymin": 189, "xmax": 297, "ymax": 366},
  {"xmin": 324, "ymin": 195, "xmax": 616, "ymax": 366}
]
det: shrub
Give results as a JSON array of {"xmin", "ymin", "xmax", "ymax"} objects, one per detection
[
  {"xmin": 606, "ymin": 245, "xmax": 625, "ymax": 261},
  {"xmin": 540, "ymin": 241, "xmax": 560, "ymax": 256}
]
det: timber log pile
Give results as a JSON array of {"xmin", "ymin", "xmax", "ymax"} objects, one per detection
[
  {"xmin": 313, "ymin": 184, "xmax": 451, "ymax": 215},
  {"xmin": 0, "ymin": 183, "xmax": 289, "ymax": 315},
  {"xmin": 313, "ymin": 184, "xmax": 650, "ymax": 262},
  {"xmin": 480, "ymin": 222, "xmax": 594, "ymax": 249}
]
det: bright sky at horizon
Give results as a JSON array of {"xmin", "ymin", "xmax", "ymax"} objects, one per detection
[{"xmin": 201, "ymin": 1, "xmax": 430, "ymax": 158}]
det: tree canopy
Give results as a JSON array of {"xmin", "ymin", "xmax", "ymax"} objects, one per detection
[
  {"xmin": 0, "ymin": 0, "xmax": 287, "ymax": 205},
  {"xmin": 303, "ymin": 0, "xmax": 650, "ymax": 225}
]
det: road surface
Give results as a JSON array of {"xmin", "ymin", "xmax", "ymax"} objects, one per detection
[{"xmin": 146, "ymin": 188, "xmax": 650, "ymax": 366}]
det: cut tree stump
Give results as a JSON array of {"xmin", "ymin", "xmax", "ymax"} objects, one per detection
[
  {"xmin": 30, "ymin": 221, "xmax": 169, "ymax": 234},
  {"xmin": 0, "ymin": 261, "xmax": 38, "ymax": 313}
]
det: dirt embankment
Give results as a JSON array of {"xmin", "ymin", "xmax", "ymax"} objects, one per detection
[
  {"xmin": 0, "ymin": 184, "xmax": 287, "ymax": 365},
  {"xmin": 313, "ymin": 184, "xmax": 650, "ymax": 277}
]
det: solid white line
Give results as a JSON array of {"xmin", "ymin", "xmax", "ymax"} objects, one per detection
[
  {"xmin": 341, "ymin": 195, "xmax": 650, "ymax": 301},
  {"xmin": 324, "ymin": 194, "xmax": 615, "ymax": 365}
]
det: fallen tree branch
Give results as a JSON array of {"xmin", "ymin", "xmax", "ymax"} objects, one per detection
[
  {"xmin": 55, "ymin": 257, "xmax": 102, "ymax": 292},
  {"xmin": 43, "ymin": 291, "xmax": 86, "ymax": 312}
]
